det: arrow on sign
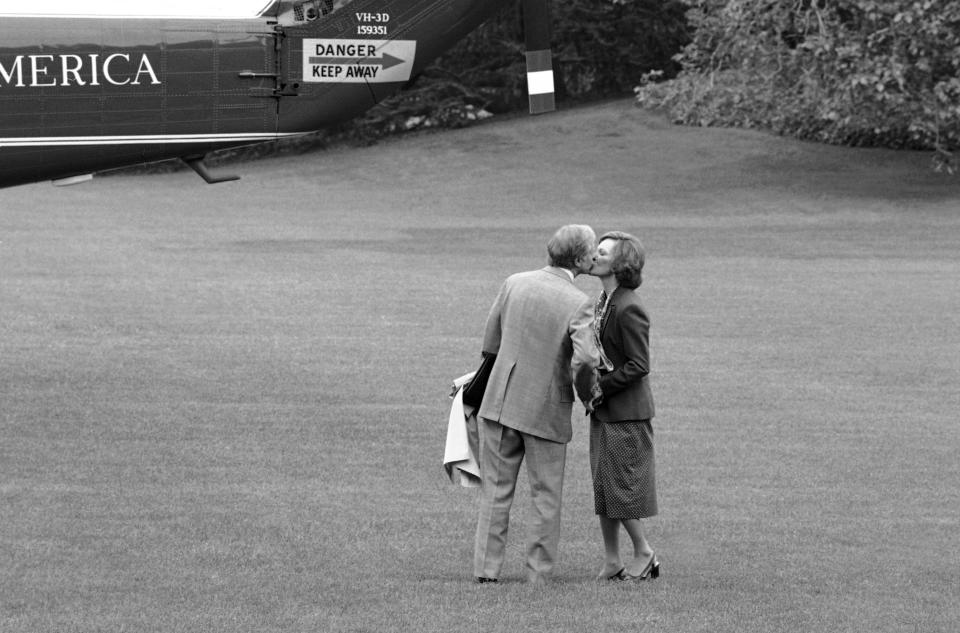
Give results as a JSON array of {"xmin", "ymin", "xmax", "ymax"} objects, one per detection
[{"xmin": 308, "ymin": 53, "xmax": 405, "ymax": 70}]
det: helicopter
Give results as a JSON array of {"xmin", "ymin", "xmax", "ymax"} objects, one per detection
[{"xmin": 0, "ymin": 0, "xmax": 555, "ymax": 189}]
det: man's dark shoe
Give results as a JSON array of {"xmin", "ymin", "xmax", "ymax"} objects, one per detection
[{"xmin": 474, "ymin": 577, "xmax": 499, "ymax": 584}]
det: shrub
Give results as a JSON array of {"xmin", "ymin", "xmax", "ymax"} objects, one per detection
[{"xmin": 636, "ymin": 0, "xmax": 960, "ymax": 172}]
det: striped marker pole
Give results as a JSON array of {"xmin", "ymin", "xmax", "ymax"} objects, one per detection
[
  {"xmin": 525, "ymin": 49, "xmax": 555, "ymax": 114},
  {"xmin": 522, "ymin": 0, "xmax": 555, "ymax": 114}
]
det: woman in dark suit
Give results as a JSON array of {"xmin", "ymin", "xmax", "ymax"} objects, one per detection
[{"xmin": 588, "ymin": 231, "xmax": 660, "ymax": 582}]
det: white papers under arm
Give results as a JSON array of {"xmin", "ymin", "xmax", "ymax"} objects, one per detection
[{"xmin": 443, "ymin": 383, "xmax": 481, "ymax": 488}]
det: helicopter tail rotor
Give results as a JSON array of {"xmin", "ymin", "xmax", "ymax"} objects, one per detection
[{"xmin": 521, "ymin": 0, "xmax": 555, "ymax": 114}]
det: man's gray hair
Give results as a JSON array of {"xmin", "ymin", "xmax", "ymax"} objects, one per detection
[{"xmin": 547, "ymin": 224, "xmax": 596, "ymax": 270}]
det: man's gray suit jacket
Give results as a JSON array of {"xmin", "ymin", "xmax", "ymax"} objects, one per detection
[{"xmin": 478, "ymin": 266, "xmax": 599, "ymax": 443}]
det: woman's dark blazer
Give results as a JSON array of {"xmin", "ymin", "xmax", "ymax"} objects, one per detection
[{"xmin": 594, "ymin": 285, "xmax": 655, "ymax": 423}]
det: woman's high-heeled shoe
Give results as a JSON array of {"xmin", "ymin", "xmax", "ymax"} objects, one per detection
[
  {"xmin": 622, "ymin": 552, "xmax": 659, "ymax": 581},
  {"xmin": 646, "ymin": 555, "xmax": 660, "ymax": 580},
  {"xmin": 597, "ymin": 566, "xmax": 626, "ymax": 581}
]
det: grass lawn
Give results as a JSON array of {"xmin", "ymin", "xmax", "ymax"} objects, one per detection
[{"xmin": 2, "ymin": 100, "xmax": 959, "ymax": 632}]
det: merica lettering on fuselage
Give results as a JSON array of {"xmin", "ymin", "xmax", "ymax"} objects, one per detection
[{"xmin": 0, "ymin": 53, "xmax": 161, "ymax": 88}]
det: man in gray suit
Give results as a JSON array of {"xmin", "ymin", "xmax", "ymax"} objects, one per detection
[{"xmin": 474, "ymin": 224, "xmax": 600, "ymax": 584}]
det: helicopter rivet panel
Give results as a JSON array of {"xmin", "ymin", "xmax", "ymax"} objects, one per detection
[{"xmin": 302, "ymin": 39, "xmax": 416, "ymax": 83}]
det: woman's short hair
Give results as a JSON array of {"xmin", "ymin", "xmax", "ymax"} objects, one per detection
[
  {"xmin": 547, "ymin": 224, "xmax": 596, "ymax": 270},
  {"xmin": 599, "ymin": 231, "xmax": 645, "ymax": 288}
]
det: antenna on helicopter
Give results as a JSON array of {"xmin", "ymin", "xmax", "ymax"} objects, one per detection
[{"xmin": 521, "ymin": 0, "xmax": 555, "ymax": 114}]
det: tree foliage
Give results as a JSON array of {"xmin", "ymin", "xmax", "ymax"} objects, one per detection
[{"xmin": 635, "ymin": 0, "xmax": 960, "ymax": 171}]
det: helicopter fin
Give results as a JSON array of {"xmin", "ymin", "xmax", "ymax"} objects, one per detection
[{"xmin": 522, "ymin": 0, "xmax": 555, "ymax": 114}]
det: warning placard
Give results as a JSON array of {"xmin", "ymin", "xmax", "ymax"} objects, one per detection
[{"xmin": 302, "ymin": 39, "xmax": 416, "ymax": 83}]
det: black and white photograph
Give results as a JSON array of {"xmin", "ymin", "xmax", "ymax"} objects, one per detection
[{"xmin": 2, "ymin": 1, "xmax": 958, "ymax": 631}]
